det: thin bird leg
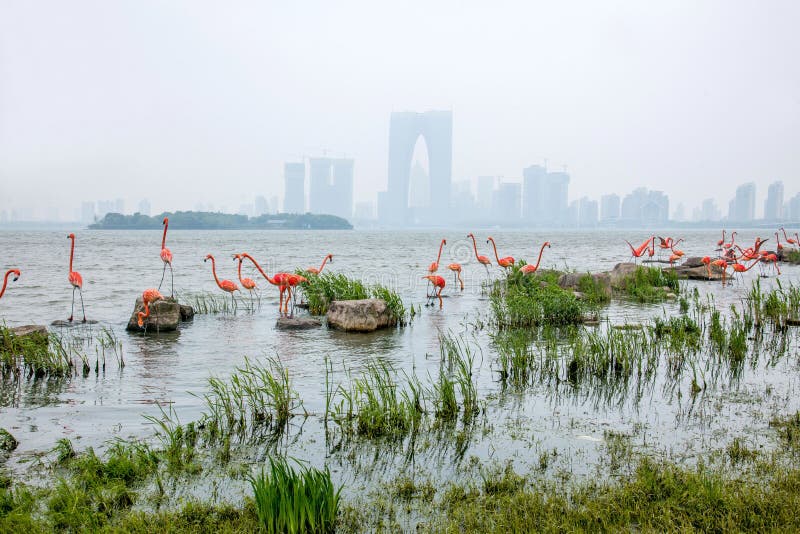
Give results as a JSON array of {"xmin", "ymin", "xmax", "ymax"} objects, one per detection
[
  {"xmin": 69, "ymin": 286, "xmax": 76, "ymax": 322},
  {"xmin": 437, "ymin": 286, "xmax": 443, "ymax": 309},
  {"xmin": 79, "ymin": 288, "xmax": 86, "ymax": 322},
  {"xmin": 169, "ymin": 263, "xmax": 174, "ymax": 298},
  {"xmin": 158, "ymin": 263, "xmax": 167, "ymax": 292}
]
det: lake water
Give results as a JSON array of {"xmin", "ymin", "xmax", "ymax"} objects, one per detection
[{"xmin": 1, "ymin": 228, "xmax": 799, "ymax": 500}]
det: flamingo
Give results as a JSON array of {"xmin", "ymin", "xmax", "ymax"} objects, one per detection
[
  {"xmin": 722, "ymin": 231, "xmax": 738, "ymax": 250},
  {"xmin": 158, "ymin": 217, "xmax": 174, "ymax": 297},
  {"xmin": 670, "ymin": 238, "xmax": 685, "ymax": 258},
  {"xmin": 239, "ymin": 253, "xmax": 306, "ymax": 314},
  {"xmin": 764, "ymin": 253, "xmax": 781, "ymax": 276},
  {"xmin": 624, "ymin": 237, "xmax": 653, "ymax": 263},
  {"xmin": 428, "ymin": 239, "xmax": 446, "ymax": 273},
  {"xmin": 422, "ymin": 275, "xmax": 445, "ymax": 309},
  {"xmin": 66, "ymin": 233, "xmax": 86, "ymax": 322},
  {"xmin": 137, "ymin": 288, "xmax": 164, "ymax": 328},
  {"xmin": 233, "ymin": 254, "xmax": 259, "ymax": 307},
  {"xmin": 447, "ymin": 263, "xmax": 464, "ymax": 291},
  {"xmin": 731, "ymin": 258, "xmax": 761, "ymax": 281},
  {"xmin": 467, "ymin": 233, "xmax": 492, "ymax": 274},
  {"xmin": 781, "ymin": 227, "xmax": 797, "ymax": 246},
  {"xmin": 521, "ymin": 242, "xmax": 551, "ymax": 275},
  {"xmin": 0, "ymin": 269, "xmax": 20, "ymax": 301},
  {"xmin": 775, "ymin": 232, "xmax": 784, "ymax": 253},
  {"xmin": 701, "ymin": 257, "xmax": 711, "ymax": 279},
  {"xmin": 307, "ymin": 254, "xmax": 333, "ymax": 275},
  {"xmin": 711, "ymin": 259, "xmax": 729, "ymax": 285},
  {"xmin": 716, "ymin": 230, "xmax": 726, "ymax": 248},
  {"xmin": 486, "ymin": 237, "xmax": 515, "ymax": 269},
  {"xmin": 668, "ymin": 253, "xmax": 681, "ymax": 267},
  {"xmin": 204, "ymin": 254, "xmax": 239, "ymax": 309}
]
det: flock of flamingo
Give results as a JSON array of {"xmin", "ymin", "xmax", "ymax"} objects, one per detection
[
  {"xmin": 1, "ymin": 223, "xmax": 799, "ymax": 323},
  {"xmin": 625, "ymin": 227, "xmax": 799, "ymax": 284}
]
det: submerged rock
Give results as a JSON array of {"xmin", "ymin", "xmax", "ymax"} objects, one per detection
[
  {"xmin": 126, "ymin": 297, "xmax": 181, "ymax": 332},
  {"xmin": 179, "ymin": 304, "xmax": 195, "ymax": 321},
  {"xmin": 276, "ymin": 316, "xmax": 322, "ymax": 330},
  {"xmin": 326, "ymin": 299, "xmax": 397, "ymax": 332},
  {"xmin": 6, "ymin": 325, "xmax": 49, "ymax": 348},
  {"xmin": 0, "ymin": 429, "xmax": 17, "ymax": 452}
]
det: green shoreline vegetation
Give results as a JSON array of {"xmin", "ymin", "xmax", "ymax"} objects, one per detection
[
  {"xmin": 88, "ymin": 211, "xmax": 353, "ymax": 230},
  {"xmin": 2, "ymin": 281, "xmax": 800, "ymax": 531}
]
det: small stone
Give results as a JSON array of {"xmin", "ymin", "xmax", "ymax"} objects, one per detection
[
  {"xmin": 179, "ymin": 304, "xmax": 195, "ymax": 321},
  {"xmin": 276, "ymin": 316, "xmax": 321, "ymax": 330},
  {"xmin": 0, "ymin": 429, "xmax": 18, "ymax": 452}
]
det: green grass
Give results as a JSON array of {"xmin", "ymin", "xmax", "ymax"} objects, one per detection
[
  {"xmin": 783, "ymin": 249, "xmax": 800, "ymax": 264},
  {"xmin": 0, "ymin": 325, "xmax": 72, "ymax": 378},
  {"xmin": 186, "ymin": 292, "xmax": 237, "ymax": 314},
  {"xmin": 249, "ymin": 456, "xmax": 341, "ymax": 534},
  {"xmin": 491, "ymin": 268, "xmax": 586, "ymax": 328},
  {"xmin": 299, "ymin": 272, "xmax": 407, "ymax": 323},
  {"xmin": 618, "ymin": 266, "xmax": 680, "ymax": 303}
]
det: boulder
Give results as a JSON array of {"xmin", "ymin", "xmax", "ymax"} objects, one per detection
[
  {"xmin": 179, "ymin": 304, "xmax": 195, "ymax": 321},
  {"xmin": 671, "ymin": 264, "xmax": 724, "ymax": 281},
  {"xmin": 558, "ymin": 272, "xmax": 612, "ymax": 298},
  {"xmin": 276, "ymin": 316, "xmax": 322, "ymax": 330},
  {"xmin": 679, "ymin": 257, "xmax": 705, "ymax": 268},
  {"xmin": 126, "ymin": 297, "xmax": 181, "ymax": 332},
  {"xmin": 608, "ymin": 263, "xmax": 640, "ymax": 288},
  {"xmin": 326, "ymin": 299, "xmax": 397, "ymax": 332},
  {"xmin": 0, "ymin": 429, "xmax": 17, "ymax": 452}
]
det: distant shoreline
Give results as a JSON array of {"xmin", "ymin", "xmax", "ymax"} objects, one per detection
[{"xmin": 87, "ymin": 211, "xmax": 353, "ymax": 230}]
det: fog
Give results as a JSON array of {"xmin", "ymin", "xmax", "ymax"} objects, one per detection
[{"xmin": 1, "ymin": 1, "xmax": 798, "ymax": 221}]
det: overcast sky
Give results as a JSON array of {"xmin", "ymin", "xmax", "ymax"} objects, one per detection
[{"xmin": 1, "ymin": 1, "xmax": 798, "ymax": 219}]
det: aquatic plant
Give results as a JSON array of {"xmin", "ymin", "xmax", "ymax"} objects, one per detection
[
  {"xmin": 618, "ymin": 266, "xmax": 680, "ymax": 303},
  {"xmin": 298, "ymin": 272, "xmax": 407, "ymax": 323},
  {"xmin": 249, "ymin": 456, "xmax": 341, "ymax": 534},
  {"xmin": 186, "ymin": 291, "xmax": 236, "ymax": 314},
  {"xmin": 491, "ymin": 271, "xmax": 584, "ymax": 328}
]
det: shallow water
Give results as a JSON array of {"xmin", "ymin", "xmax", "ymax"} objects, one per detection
[{"xmin": 1, "ymin": 228, "xmax": 798, "ymax": 500}]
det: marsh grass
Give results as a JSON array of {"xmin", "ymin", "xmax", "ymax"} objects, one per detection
[
  {"xmin": 299, "ymin": 273, "xmax": 407, "ymax": 323},
  {"xmin": 491, "ymin": 268, "xmax": 585, "ymax": 328},
  {"xmin": 187, "ymin": 292, "xmax": 237, "ymax": 314},
  {"xmin": 619, "ymin": 266, "xmax": 680, "ymax": 303},
  {"xmin": 249, "ymin": 456, "xmax": 340, "ymax": 534}
]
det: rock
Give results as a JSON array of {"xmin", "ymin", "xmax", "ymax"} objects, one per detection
[
  {"xmin": 50, "ymin": 319, "xmax": 99, "ymax": 326},
  {"xmin": 276, "ymin": 316, "xmax": 321, "ymax": 330},
  {"xmin": 326, "ymin": 299, "xmax": 397, "ymax": 332},
  {"xmin": 0, "ymin": 429, "xmax": 17, "ymax": 452},
  {"xmin": 608, "ymin": 263, "xmax": 640, "ymax": 288},
  {"xmin": 572, "ymin": 291, "xmax": 585, "ymax": 300},
  {"xmin": 671, "ymin": 264, "xmax": 724, "ymax": 281},
  {"xmin": 680, "ymin": 257, "xmax": 705, "ymax": 268},
  {"xmin": 1, "ymin": 325, "xmax": 49, "ymax": 353},
  {"xmin": 179, "ymin": 304, "xmax": 195, "ymax": 321},
  {"xmin": 126, "ymin": 297, "xmax": 181, "ymax": 332},
  {"xmin": 558, "ymin": 272, "xmax": 612, "ymax": 298}
]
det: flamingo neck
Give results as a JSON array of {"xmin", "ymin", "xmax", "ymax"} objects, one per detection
[
  {"xmin": 208, "ymin": 256, "xmax": 223, "ymax": 288},
  {"xmin": 469, "ymin": 235, "xmax": 480, "ymax": 259},
  {"xmin": 533, "ymin": 244, "xmax": 547, "ymax": 269},
  {"xmin": 69, "ymin": 236, "xmax": 75, "ymax": 273},
  {"xmin": 242, "ymin": 253, "xmax": 277, "ymax": 284},
  {"xmin": 161, "ymin": 220, "xmax": 168, "ymax": 249},
  {"xmin": 319, "ymin": 254, "xmax": 331, "ymax": 272},
  {"xmin": 237, "ymin": 258, "xmax": 245, "ymax": 284},
  {"xmin": 488, "ymin": 238, "xmax": 500, "ymax": 262},
  {"xmin": 0, "ymin": 271, "xmax": 10, "ymax": 299},
  {"xmin": 436, "ymin": 241, "xmax": 445, "ymax": 264}
]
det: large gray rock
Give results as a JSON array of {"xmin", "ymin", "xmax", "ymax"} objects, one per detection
[
  {"xmin": 326, "ymin": 299, "xmax": 397, "ymax": 332},
  {"xmin": 671, "ymin": 263, "xmax": 724, "ymax": 281},
  {"xmin": 0, "ymin": 428, "xmax": 17, "ymax": 452},
  {"xmin": 558, "ymin": 272, "xmax": 612, "ymax": 298},
  {"xmin": 608, "ymin": 263, "xmax": 640, "ymax": 288},
  {"xmin": 276, "ymin": 316, "xmax": 321, "ymax": 330},
  {"xmin": 179, "ymin": 304, "xmax": 195, "ymax": 321},
  {"xmin": 126, "ymin": 297, "xmax": 181, "ymax": 332}
]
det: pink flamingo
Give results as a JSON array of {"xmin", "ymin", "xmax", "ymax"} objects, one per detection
[
  {"xmin": 722, "ymin": 231, "xmax": 737, "ymax": 250},
  {"xmin": 422, "ymin": 275, "xmax": 446, "ymax": 309},
  {"xmin": 0, "ymin": 269, "xmax": 21, "ymax": 301},
  {"xmin": 711, "ymin": 258, "xmax": 730, "ymax": 285},
  {"xmin": 521, "ymin": 242, "xmax": 551, "ymax": 275},
  {"xmin": 428, "ymin": 239, "xmax": 446, "ymax": 273},
  {"xmin": 240, "ymin": 253, "xmax": 307, "ymax": 314},
  {"xmin": 486, "ymin": 237, "xmax": 515, "ymax": 269},
  {"xmin": 233, "ymin": 254, "xmax": 259, "ymax": 306},
  {"xmin": 204, "ymin": 254, "xmax": 239, "ymax": 309},
  {"xmin": 447, "ymin": 263, "xmax": 464, "ymax": 291},
  {"xmin": 307, "ymin": 254, "xmax": 333, "ymax": 275},
  {"xmin": 781, "ymin": 227, "xmax": 797, "ymax": 246},
  {"xmin": 775, "ymin": 232, "xmax": 784, "ymax": 253},
  {"xmin": 159, "ymin": 217, "xmax": 174, "ymax": 296},
  {"xmin": 764, "ymin": 253, "xmax": 781, "ymax": 276},
  {"xmin": 67, "ymin": 233, "xmax": 86, "ymax": 322},
  {"xmin": 716, "ymin": 230, "xmax": 726, "ymax": 248},
  {"xmin": 137, "ymin": 288, "xmax": 164, "ymax": 328},
  {"xmin": 624, "ymin": 237, "xmax": 653, "ymax": 263},
  {"xmin": 701, "ymin": 257, "xmax": 712, "ymax": 279},
  {"xmin": 467, "ymin": 233, "xmax": 492, "ymax": 274}
]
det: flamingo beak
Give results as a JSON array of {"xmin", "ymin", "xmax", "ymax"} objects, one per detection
[{"xmin": 13, "ymin": 276, "xmax": 19, "ymax": 282}]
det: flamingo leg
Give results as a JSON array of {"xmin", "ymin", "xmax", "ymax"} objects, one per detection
[
  {"xmin": 158, "ymin": 263, "xmax": 167, "ymax": 292},
  {"xmin": 78, "ymin": 288, "xmax": 86, "ymax": 322},
  {"xmin": 458, "ymin": 272, "xmax": 464, "ymax": 291},
  {"xmin": 69, "ymin": 286, "xmax": 75, "ymax": 322},
  {"xmin": 437, "ymin": 286, "xmax": 443, "ymax": 309},
  {"xmin": 169, "ymin": 262, "xmax": 174, "ymax": 298}
]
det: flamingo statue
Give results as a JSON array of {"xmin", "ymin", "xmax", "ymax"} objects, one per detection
[
  {"xmin": 422, "ymin": 275, "xmax": 445, "ymax": 309},
  {"xmin": 0, "ymin": 269, "xmax": 20, "ymax": 301},
  {"xmin": 428, "ymin": 239, "xmax": 446, "ymax": 273},
  {"xmin": 486, "ymin": 237, "xmax": 514, "ymax": 269},
  {"xmin": 137, "ymin": 288, "xmax": 164, "ymax": 328},
  {"xmin": 467, "ymin": 233, "xmax": 492, "ymax": 274},
  {"xmin": 731, "ymin": 258, "xmax": 761, "ymax": 281},
  {"xmin": 716, "ymin": 230, "xmax": 726, "ymax": 248},
  {"xmin": 775, "ymin": 232, "xmax": 784, "ymax": 253},
  {"xmin": 447, "ymin": 263, "xmax": 464, "ymax": 291},
  {"xmin": 670, "ymin": 239, "xmax": 685, "ymax": 258},
  {"xmin": 239, "ymin": 253, "xmax": 306, "ymax": 314},
  {"xmin": 624, "ymin": 237, "xmax": 653, "ymax": 263},
  {"xmin": 764, "ymin": 253, "xmax": 781, "ymax": 276},
  {"xmin": 701, "ymin": 257, "xmax": 711, "ymax": 279},
  {"xmin": 159, "ymin": 217, "xmax": 174, "ymax": 297},
  {"xmin": 711, "ymin": 258, "xmax": 729, "ymax": 285},
  {"xmin": 233, "ymin": 254, "xmax": 259, "ymax": 307},
  {"xmin": 204, "ymin": 254, "xmax": 239, "ymax": 309},
  {"xmin": 521, "ymin": 242, "xmax": 551, "ymax": 275},
  {"xmin": 722, "ymin": 231, "xmax": 737, "ymax": 250},
  {"xmin": 66, "ymin": 233, "xmax": 86, "ymax": 322},
  {"xmin": 307, "ymin": 254, "xmax": 333, "ymax": 275}
]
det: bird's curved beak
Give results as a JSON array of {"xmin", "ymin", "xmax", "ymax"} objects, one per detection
[{"xmin": 13, "ymin": 276, "xmax": 19, "ymax": 282}]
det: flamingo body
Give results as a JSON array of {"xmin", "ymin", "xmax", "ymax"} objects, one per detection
[
  {"xmin": 423, "ymin": 275, "xmax": 445, "ymax": 309},
  {"xmin": 447, "ymin": 263, "xmax": 464, "ymax": 291},
  {"xmin": 487, "ymin": 237, "xmax": 514, "ymax": 269},
  {"xmin": 159, "ymin": 218, "xmax": 174, "ymax": 296},
  {"xmin": 307, "ymin": 254, "xmax": 333, "ymax": 275},
  {"xmin": 521, "ymin": 242, "xmax": 551, "ymax": 275},
  {"xmin": 137, "ymin": 288, "xmax": 164, "ymax": 327},
  {"xmin": 467, "ymin": 233, "xmax": 492, "ymax": 272},
  {"xmin": 66, "ymin": 233, "xmax": 86, "ymax": 322}
]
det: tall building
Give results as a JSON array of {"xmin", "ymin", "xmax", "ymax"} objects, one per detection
[
  {"xmin": 476, "ymin": 176, "xmax": 494, "ymax": 212},
  {"xmin": 728, "ymin": 182, "xmax": 756, "ymax": 221},
  {"xmin": 491, "ymin": 181, "xmax": 521, "ymax": 221},
  {"xmin": 308, "ymin": 157, "xmax": 354, "ymax": 219},
  {"xmin": 408, "ymin": 161, "xmax": 430, "ymax": 209},
  {"xmin": 254, "ymin": 195, "xmax": 269, "ymax": 216},
  {"xmin": 451, "ymin": 180, "xmax": 475, "ymax": 219},
  {"xmin": 521, "ymin": 167, "xmax": 570, "ymax": 225},
  {"xmin": 764, "ymin": 181, "xmax": 784, "ymax": 221},
  {"xmin": 698, "ymin": 198, "xmax": 721, "ymax": 221},
  {"xmin": 353, "ymin": 201, "xmax": 375, "ymax": 220},
  {"xmin": 283, "ymin": 162, "xmax": 305, "ymax": 214},
  {"xmin": 621, "ymin": 188, "xmax": 669, "ymax": 224},
  {"xmin": 578, "ymin": 197, "xmax": 599, "ymax": 227},
  {"xmin": 600, "ymin": 194, "xmax": 620, "ymax": 222},
  {"xmin": 787, "ymin": 192, "xmax": 800, "ymax": 221},
  {"xmin": 522, "ymin": 165, "xmax": 547, "ymax": 221}
]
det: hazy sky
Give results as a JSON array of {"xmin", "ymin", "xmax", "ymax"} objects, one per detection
[{"xmin": 1, "ymin": 1, "xmax": 798, "ymax": 218}]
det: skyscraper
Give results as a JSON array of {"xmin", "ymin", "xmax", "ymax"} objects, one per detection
[
  {"xmin": 476, "ymin": 176, "xmax": 494, "ymax": 212},
  {"xmin": 522, "ymin": 165, "xmax": 546, "ymax": 221},
  {"xmin": 331, "ymin": 158, "xmax": 354, "ymax": 219},
  {"xmin": 578, "ymin": 197, "xmax": 599, "ymax": 227},
  {"xmin": 283, "ymin": 162, "xmax": 305, "ymax": 214},
  {"xmin": 254, "ymin": 195, "xmax": 269, "ymax": 216},
  {"xmin": 308, "ymin": 157, "xmax": 354, "ymax": 219},
  {"xmin": 729, "ymin": 182, "xmax": 755, "ymax": 221},
  {"xmin": 137, "ymin": 199, "xmax": 151, "ymax": 216},
  {"xmin": 764, "ymin": 181, "xmax": 784, "ymax": 221},
  {"xmin": 491, "ymin": 181, "xmax": 521, "ymax": 221},
  {"xmin": 621, "ymin": 188, "xmax": 669, "ymax": 224},
  {"xmin": 600, "ymin": 194, "xmax": 620, "ymax": 222}
]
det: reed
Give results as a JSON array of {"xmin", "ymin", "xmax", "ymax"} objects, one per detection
[
  {"xmin": 299, "ymin": 272, "xmax": 407, "ymax": 323},
  {"xmin": 186, "ymin": 292, "xmax": 236, "ymax": 314},
  {"xmin": 249, "ymin": 456, "xmax": 341, "ymax": 534},
  {"xmin": 619, "ymin": 266, "xmax": 680, "ymax": 303},
  {"xmin": 0, "ymin": 326, "xmax": 73, "ymax": 378}
]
